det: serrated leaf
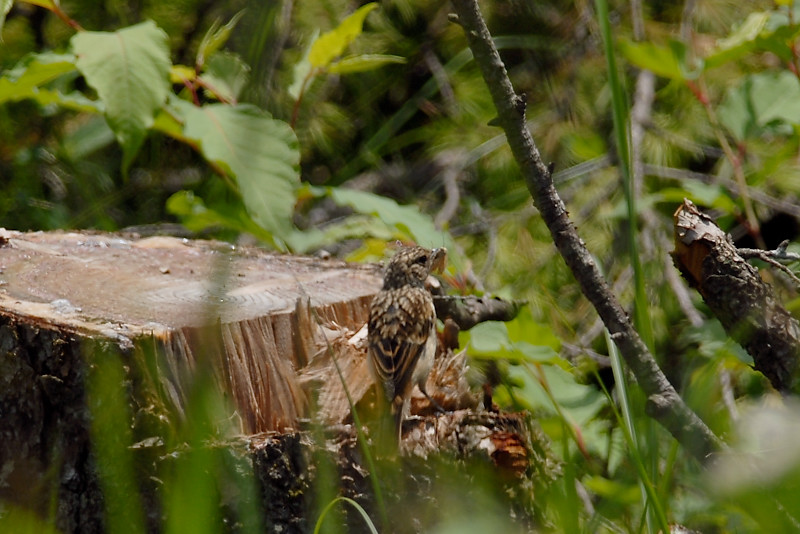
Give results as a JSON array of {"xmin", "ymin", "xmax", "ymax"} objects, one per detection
[
  {"xmin": 309, "ymin": 3, "xmax": 378, "ymax": 68},
  {"xmin": 181, "ymin": 103, "xmax": 300, "ymax": 244},
  {"xmin": 202, "ymin": 52, "xmax": 250, "ymax": 102},
  {"xmin": 196, "ymin": 10, "xmax": 244, "ymax": 68},
  {"xmin": 72, "ymin": 20, "xmax": 171, "ymax": 170},
  {"xmin": 327, "ymin": 54, "xmax": 406, "ymax": 74}
]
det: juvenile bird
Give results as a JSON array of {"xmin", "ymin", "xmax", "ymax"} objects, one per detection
[{"xmin": 368, "ymin": 245, "xmax": 447, "ymax": 444}]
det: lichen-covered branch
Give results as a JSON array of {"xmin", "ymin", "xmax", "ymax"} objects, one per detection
[{"xmin": 449, "ymin": 0, "xmax": 721, "ymax": 462}]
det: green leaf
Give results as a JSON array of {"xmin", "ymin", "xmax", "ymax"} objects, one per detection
[
  {"xmin": 289, "ymin": 30, "xmax": 317, "ymax": 100},
  {"xmin": 505, "ymin": 307, "xmax": 561, "ymax": 351},
  {"xmin": 618, "ymin": 39, "xmax": 700, "ymax": 80},
  {"xmin": 748, "ymin": 71, "xmax": 800, "ymax": 125},
  {"xmin": 72, "ymin": 20, "xmax": 171, "ymax": 170},
  {"xmin": 705, "ymin": 11, "xmax": 800, "ymax": 69},
  {"xmin": 464, "ymin": 319, "xmax": 560, "ymax": 364},
  {"xmin": 181, "ymin": 103, "xmax": 300, "ymax": 245},
  {"xmin": 716, "ymin": 11, "xmax": 771, "ymax": 51},
  {"xmin": 508, "ymin": 364, "xmax": 606, "ymax": 427},
  {"xmin": 718, "ymin": 71, "xmax": 800, "ymax": 140},
  {"xmin": 166, "ymin": 190, "xmax": 276, "ymax": 242},
  {"xmin": 196, "ymin": 10, "xmax": 245, "ymax": 68},
  {"xmin": 326, "ymin": 187, "xmax": 462, "ymax": 269},
  {"xmin": 284, "ymin": 214, "xmax": 393, "ymax": 254},
  {"xmin": 655, "ymin": 183, "xmax": 738, "ymax": 214},
  {"xmin": 0, "ymin": 52, "xmax": 74, "ymax": 99},
  {"xmin": 327, "ymin": 54, "xmax": 406, "ymax": 74},
  {"xmin": 0, "ymin": 52, "xmax": 100, "ymax": 112},
  {"xmin": 467, "ymin": 321, "xmax": 513, "ymax": 355},
  {"xmin": 19, "ymin": 0, "xmax": 56, "ymax": 8},
  {"xmin": 309, "ymin": 3, "xmax": 378, "ymax": 68},
  {"xmin": 619, "ymin": 40, "xmax": 683, "ymax": 80},
  {"xmin": 717, "ymin": 80, "xmax": 757, "ymax": 140},
  {"xmin": 202, "ymin": 52, "xmax": 250, "ymax": 102},
  {"xmin": 583, "ymin": 476, "xmax": 641, "ymax": 504}
]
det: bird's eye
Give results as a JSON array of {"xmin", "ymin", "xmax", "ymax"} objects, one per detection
[{"xmin": 414, "ymin": 255, "xmax": 428, "ymax": 265}]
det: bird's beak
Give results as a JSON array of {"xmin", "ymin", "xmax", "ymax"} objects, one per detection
[{"xmin": 430, "ymin": 247, "xmax": 447, "ymax": 273}]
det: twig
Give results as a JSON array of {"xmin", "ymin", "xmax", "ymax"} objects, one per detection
[
  {"xmin": 432, "ymin": 294, "xmax": 523, "ymax": 330},
  {"xmin": 434, "ymin": 151, "xmax": 465, "ymax": 229},
  {"xmin": 469, "ymin": 201, "xmax": 498, "ymax": 282},
  {"xmin": 643, "ymin": 164, "xmax": 800, "ymax": 219},
  {"xmin": 739, "ymin": 240, "xmax": 800, "ymax": 288},
  {"xmin": 449, "ymin": 0, "xmax": 721, "ymax": 462},
  {"xmin": 422, "ymin": 45, "xmax": 457, "ymax": 115},
  {"xmin": 664, "ymin": 252, "xmax": 704, "ymax": 328}
]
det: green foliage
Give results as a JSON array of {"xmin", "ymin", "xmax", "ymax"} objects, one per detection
[
  {"xmin": 179, "ymin": 102, "xmax": 300, "ymax": 245},
  {"xmin": 619, "ymin": 39, "xmax": 701, "ymax": 80},
  {"xmin": 718, "ymin": 71, "xmax": 800, "ymax": 140},
  {"xmin": 72, "ymin": 21, "xmax": 170, "ymax": 169},
  {"xmin": 5, "ymin": 0, "xmax": 800, "ymax": 532},
  {"xmin": 308, "ymin": 3, "xmax": 379, "ymax": 68}
]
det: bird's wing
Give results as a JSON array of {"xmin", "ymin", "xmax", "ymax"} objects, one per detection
[{"xmin": 368, "ymin": 287, "xmax": 434, "ymax": 404}]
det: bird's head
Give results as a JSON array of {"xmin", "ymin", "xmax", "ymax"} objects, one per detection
[{"xmin": 382, "ymin": 246, "xmax": 447, "ymax": 289}]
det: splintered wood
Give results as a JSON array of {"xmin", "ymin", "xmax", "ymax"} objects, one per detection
[
  {"xmin": 0, "ymin": 229, "xmax": 383, "ymax": 433},
  {"xmin": 672, "ymin": 200, "xmax": 800, "ymax": 393}
]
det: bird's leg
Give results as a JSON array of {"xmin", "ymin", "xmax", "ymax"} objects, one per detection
[{"xmin": 419, "ymin": 385, "xmax": 446, "ymax": 414}]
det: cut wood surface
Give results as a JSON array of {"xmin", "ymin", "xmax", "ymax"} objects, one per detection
[{"xmin": 0, "ymin": 228, "xmax": 383, "ymax": 433}]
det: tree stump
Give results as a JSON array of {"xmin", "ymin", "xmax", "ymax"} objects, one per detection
[{"xmin": 0, "ymin": 229, "xmax": 555, "ymax": 533}]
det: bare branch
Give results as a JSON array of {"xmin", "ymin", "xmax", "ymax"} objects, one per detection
[
  {"xmin": 449, "ymin": 0, "xmax": 721, "ymax": 462},
  {"xmin": 433, "ymin": 294, "xmax": 524, "ymax": 330},
  {"xmin": 738, "ymin": 242, "xmax": 800, "ymax": 289}
]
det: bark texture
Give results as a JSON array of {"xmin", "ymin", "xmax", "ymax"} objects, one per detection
[{"xmin": 672, "ymin": 199, "xmax": 800, "ymax": 393}]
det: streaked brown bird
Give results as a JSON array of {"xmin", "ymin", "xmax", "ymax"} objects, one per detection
[{"xmin": 368, "ymin": 245, "xmax": 447, "ymax": 443}]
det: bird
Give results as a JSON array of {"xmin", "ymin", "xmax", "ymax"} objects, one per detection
[{"xmin": 368, "ymin": 245, "xmax": 447, "ymax": 444}]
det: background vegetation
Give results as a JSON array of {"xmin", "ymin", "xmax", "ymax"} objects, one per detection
[{"xmin": 2, "ymin": 0, "xmax": 800, "ymax": 532}]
